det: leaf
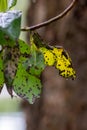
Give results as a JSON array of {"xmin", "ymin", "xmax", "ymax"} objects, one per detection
[
  {"xmin": 4, "ymin": 39, "xmax": 30, "ymax": 97},
  {"xmin": 3, "ymin": 39, "xmax": 44, "ymax": 104},
  {"xmin": 0, "ymin": 50, "xmax": 4, "ymax": 93},
  {"xmin": 18, "ymin": 39, "xmax": 31, "ymax": 55},
  {"xmin": 13, "ymin": 56, "xmax": 42, "ymax": 104},
  {"xmin": 40, "ymin": 47, "xmax": 55, "ymax": 66},
  {"xmin": 0, "ymin": 0, "xmax": 8, "ymax": 12},
  {"xmin": 12, "ymin": 39, "xmax": 45, "ymax": 103},
  {"xmin": 8, "ymin": 0, "xmax": 17, "ymax": 10},
  {"xmin": 0, "ymin": 30, "xmax": 15, "ymax": 46},
  {"xmin": 31, "ymin": 32, "xmax": 46, "ymax": 48},
  {"xmin": 4, "ymin": 44, "xmax": 20, "ymax": 96},
  {"xmin": 0, "ymin": 10, "xmax": 22, "ymax": 42},
  {"xmin": 29, "ymin": 32, "xmax": 45, "ymax": 76},
  {"xmin": 39, "ymin": 46, "xmax": 76, "ymax": 79},
  {"xmin": 30, "ymin": 41, "xmax": 37, "ymax": 65},
  {"xmin": 52, "ymin": 47, "xmax": 76, "ymax": 79},
  {"xmin": 29, "ymin": 51, "xmax": 45, "ymax": 77}
]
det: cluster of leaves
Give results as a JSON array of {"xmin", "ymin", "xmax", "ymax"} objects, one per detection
[{"xmin": 0, "ymin": 0, "xmax": 76, "ymax": 104}]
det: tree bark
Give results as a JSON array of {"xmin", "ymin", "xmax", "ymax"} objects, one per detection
[{"xmin": 21, "ymin": 0, "xmax": 87, "ymax": 130}]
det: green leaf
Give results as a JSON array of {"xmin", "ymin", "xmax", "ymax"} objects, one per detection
[
  {"xmin": 18, "ymin": 39, "xmax": 31, "ymax": 55},
  {"xmin": 0, "ymin": 30, "xmax": 15, "ymax": 46},
  {"xmin": 3, "ymin": 39, "xmax": 31, "ymax": 99},
  {"xmin": 29, "ymin": 51, "xmax": 45, "ymax": 76},
  {"xmin": 0, "ymin": 10, "xmax": 22, "ymax": 42},
  {"xmin": 0, "ymin": 0, "xmax": 7, "ymax": 12},
  {"xmin": 8, "ymin": 0, "xmax": 17, "ymax": 10},
  {"xmin": 0, "ymin": 50, "xmax": 4, "ymax": 93},
  {"xmin": 29, "ymin": 32, "xmax": 45, "ymax": 76},
  {"xmin": 13, "ymin": 40, "xmax": 45, "ymax": 104},
  {"xmin": 13, "ymin": 56, "xmax": 42, "ymax": 104},
  {"xmin": 3, "ymin": 39, "xmax": 44, "ymax": 104}
]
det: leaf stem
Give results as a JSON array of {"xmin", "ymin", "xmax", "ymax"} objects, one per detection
[{"xmin": 21, "ymin": 0, "xmax": 76, "ymax": 31}]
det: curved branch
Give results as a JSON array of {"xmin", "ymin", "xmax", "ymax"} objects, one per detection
[{"xmin": 21, "ymin": 0, "xmax": 76, "ymax": 31}]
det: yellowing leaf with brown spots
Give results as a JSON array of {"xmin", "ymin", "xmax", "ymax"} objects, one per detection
[
  {"xmin": 40, "ymin": 47, "xmax": 55, "ymax": 66},
  {"xmin": 39, "ymin": 46, "xmax": 76, "ymax": 79},
  {"xmin": 52, "ymin": 47, "xmax": 76, "ymax": 79}
]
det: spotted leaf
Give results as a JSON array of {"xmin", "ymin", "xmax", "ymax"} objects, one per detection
[
  {"xmin": 52, "ymin": 47, "xmax": 76, "ymax": 79},
  {"xmin": 39, "ymin": 46, "xmax": 76, "ymax": 79},
  {"xmin": 13, "ymin": 56, "xmax": 42, "ymax": 104},
  {"xmin": 19, "ymin": 39, "xmax": 30, "ymax": 55},
  {"xmin": 31, "ymin": 32, "xmax": 76, "ymax": 79},
  {"xmin": 13, "ymin": 39, "xmax": 45, "ymax": 103},
  {"xmin": 3, "ymin": 44, "xmax": 20, "ymax": 96},
  {"xmin": 40, "ymin": 47, "xmax": 55, "ymax": 66}
]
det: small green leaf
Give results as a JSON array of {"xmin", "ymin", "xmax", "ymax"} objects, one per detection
[
  {"xmin": 13, "ymin": 56, "xmax": 42, "ymax": 104},
  {"xmin": 0, "ymin": 50, "xmax": 4, "ymax": 93},
  {"xmin": 0, "ymin": 10, "xmax": 22, "ymax": 42},
  {"xmin": 8, "ymin": 0, "xmax": 17, "ymax": 10},
  {"xmin": 0, "ymin": 0, "xmax": 8, "ymax": 12}
]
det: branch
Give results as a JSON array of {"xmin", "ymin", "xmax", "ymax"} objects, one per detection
[{"xmin": 21, "ymin": 0, "xmax": 76, "ymax": 31}]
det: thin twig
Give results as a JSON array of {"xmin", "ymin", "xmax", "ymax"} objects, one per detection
[{"xmin": 21, "ymin": 0, "xmax": 76, "ymax": 31}]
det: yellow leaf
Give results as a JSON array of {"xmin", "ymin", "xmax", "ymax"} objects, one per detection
[
  {"xmin": 52, "ymin": 47, "xmax": 76, "ymax": 79},
  {"xmin": 40, "ymin": 47, "xmax": 55, "ymax": 66},
  {"xmin": 40, "ymin": 46, "xmax": 76, "ymax": 79}
]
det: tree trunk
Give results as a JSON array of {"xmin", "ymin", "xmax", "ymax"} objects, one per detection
[{"xmin": 21, "ymin": 0, "xmax": 87, "ymax": 130}]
